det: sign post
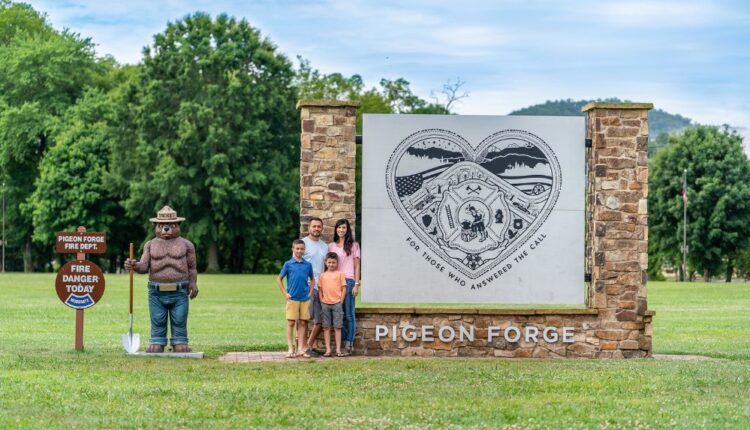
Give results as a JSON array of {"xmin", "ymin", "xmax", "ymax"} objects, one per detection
[{"xmin": 55, "ymin": 226, "xmax": 107, "ymax": 351}]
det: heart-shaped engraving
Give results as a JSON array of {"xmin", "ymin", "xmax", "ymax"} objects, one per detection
[{"xmin": 386, "ymin": 129, "xmax": 562, "ymax": 279}]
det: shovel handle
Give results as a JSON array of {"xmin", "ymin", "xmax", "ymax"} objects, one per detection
[{"xmin": 129, "ymin": 242, "xmax": 134, "ymax": 314}]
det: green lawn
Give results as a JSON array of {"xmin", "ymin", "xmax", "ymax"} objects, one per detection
[{"xmin": 1, "ymin": 274, "xmax": 749, "ymax": 429}]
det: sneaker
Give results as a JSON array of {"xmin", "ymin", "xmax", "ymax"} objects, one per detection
[{"xmin": 305, "ymin": 348, "xmax": 322, "ymax": 357}]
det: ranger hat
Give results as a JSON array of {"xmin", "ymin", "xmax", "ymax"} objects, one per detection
[{"xmin": 149, "ymin": 206, "xmax": 186, "ymax": 223}]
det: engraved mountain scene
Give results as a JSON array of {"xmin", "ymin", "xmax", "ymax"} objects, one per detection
[{"xmin": 386, "ymin": 129, "xmax": 562, "ymax": 279}]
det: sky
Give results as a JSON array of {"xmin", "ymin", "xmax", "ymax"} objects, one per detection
[{"xmin": 26, "ymin": 0, "xmax": 750, "ymax": 140}]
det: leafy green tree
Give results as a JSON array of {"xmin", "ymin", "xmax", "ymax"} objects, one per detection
[
  {"xmin": 0, "ymin": 1, "xmax": 103, "ymax": 271},
  {"xmin": 294, "ymin": 58, "xmax": 364, "ymax": 101},
  {"xmin": 646, "ymin": 239, "xmax": 666, "ymax": 281},
  {"xmin": 733, "ymin": 242, "xmax": 750, "ymax": 280},
  {"xmin": 126, "ymin": 13, "xmax": 298, "ymax": 272},
  {"xmin": 648, "ymin": 132, "xmax": 671, "ymax": 158},
  {"xmin": 295, "ymin": 59, "xmax": 456, "ymax": 239},
  {"xmin": 649, "ymin": 126, "xmax": 750, "ymax": 281},
  {"xmin": 296, "ymin": 58, "xmax": 451, "ymax": 132},
  {"xmin": 0, "ymin": 0, "xmax": 51, "ymax": 44},
  {"xmin": 23, "ymin": 89, "xmax": 136, "ymax": 271},
  {"xmin": 379, "ymin": 78, "xmax": 449, "ymax": 114}
]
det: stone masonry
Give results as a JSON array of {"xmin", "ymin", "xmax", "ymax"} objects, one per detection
[
  {"xmin": 299, "ymin": 100, "xmax": 654, "ymax": 358},
  {"xmin": 582, "ymin": 102, "xmax": 653, "ymax": 358},
  {"xmin": 297, "ymin": 100, "xmax": 360, "ymax": 239},
  {"xmin": 354, "ymin": 308, "xmax": 601, "ymax": 358}
]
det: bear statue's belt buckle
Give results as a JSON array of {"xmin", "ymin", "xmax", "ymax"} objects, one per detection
[{"xmin": 159, "ymin": 283, "xmax": 177, "ymax": 292}]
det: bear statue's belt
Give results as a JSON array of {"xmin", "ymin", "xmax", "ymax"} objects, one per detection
[{"xmin": 148, "ymin": 280, "xmax": 190, "ymax": 292}]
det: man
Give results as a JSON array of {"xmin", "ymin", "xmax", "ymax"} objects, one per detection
[{"xmin": 302, "ymin": 217, "xmax": 329, "ymax": 354}]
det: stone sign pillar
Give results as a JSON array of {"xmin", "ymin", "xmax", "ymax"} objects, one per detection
[
  {"xmin": 296, "ymin": 100, "xmax": 655, "ymax": 358},
  {"xmin": 583, "ymin": 102, "xmax": 653, "ymax": 357},
  {"xmin": 297, "ymin": 100, "xmax": 360, "ymax": 239}
]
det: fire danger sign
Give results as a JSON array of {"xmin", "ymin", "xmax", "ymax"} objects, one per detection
[{"xmin": 55, "ymin": 260, "xmax": 106, "ymax": 309}]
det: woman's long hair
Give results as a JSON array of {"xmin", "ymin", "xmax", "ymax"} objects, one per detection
[{"xmin": 333, "ymin": 218, "xmax": 355, "ymax": 256}]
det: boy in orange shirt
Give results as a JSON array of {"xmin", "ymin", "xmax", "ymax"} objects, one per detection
[{"xmin": 318, "ymin": 252, "xmax": 347, "ymax": 357}]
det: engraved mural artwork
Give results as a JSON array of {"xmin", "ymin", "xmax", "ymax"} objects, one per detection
[
  {"xmin": 363, "ymin": 114, "xmax": 584, "ymax": 304},
  {"xmin": 386, "ymin": 129, "xmax": 562, "ymax": 279}
]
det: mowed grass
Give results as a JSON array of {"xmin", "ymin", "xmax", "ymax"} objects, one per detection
[{"xmin": 1, "ymin": 274, "xmax": 749, "ymax": 429}]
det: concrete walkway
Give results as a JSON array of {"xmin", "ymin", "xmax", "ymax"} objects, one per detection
[{"xmin": 652, "ymin": 354, "xmax": 713, "ymax": 361}]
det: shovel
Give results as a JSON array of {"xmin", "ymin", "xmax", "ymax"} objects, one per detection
[{"xmin": 122, "ymin": 242, "xmax": 140, "ymax": 354}]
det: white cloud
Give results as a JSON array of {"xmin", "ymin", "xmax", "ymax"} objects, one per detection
[
  {"xmin": 592, "ymin": 0, "xmax": 733, "ymax": 28},
  {"xmin": 453, "ymin": 79, "xmax": 576, "ymax": 116},
  {"xmin": 430, "ymin": 25, "xmax": 509, "ymax": 52},
  {"xmin": 457, "ymin": 82, "xmax": 750, "ymax": 153},
  {"xmin": 22, "ymin": 0, "xmax": 750, "ymax": 148}
]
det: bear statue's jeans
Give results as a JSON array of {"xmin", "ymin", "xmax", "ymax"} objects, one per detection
[{"xmin": 148, "ymin": 286, "xmax": 189, "ymax": 346}]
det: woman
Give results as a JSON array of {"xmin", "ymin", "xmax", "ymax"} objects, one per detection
[{"xmin": 328, "ymin": 218, "xmax": 360, "ymax": 354}]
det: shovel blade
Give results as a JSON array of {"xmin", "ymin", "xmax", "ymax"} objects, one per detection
[{"xmin": 122, "ymin": 333, "xmax": 141, "ymax": 354}]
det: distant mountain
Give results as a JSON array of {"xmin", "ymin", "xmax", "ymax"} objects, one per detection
[{"xmin": 509, "ymin": 98, "xmax": 693, "ymax": 139}]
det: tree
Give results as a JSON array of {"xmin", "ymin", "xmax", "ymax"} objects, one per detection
[
  {"xmin": 734, "ymin": 242, "xmax": 750, "ymax": 280},
  {"xmin": 431, "ymin": 77, "xmax": 469, "ymax": 112},
  {"xmin": 294, "ymin": 58, "xmax": 364, "ymax": 102},
  {"xmin": 646, "ymin": 238, "xmax": 666, "ymax": 281},
  {"xmin": 0, "ymin": 1, "xmax": 103, "ymax": 271},
  {"xmin": 296, "ymin": 57, "xmax": 454, "ymax": 132},
  {"xmin": 648, "ymin": 132, "xmax": 670, "ymax": 158},
  {"xmin": 24, "ymin": 87, "xmax": 139, "ymax": 272},
  {"xmin": 649, "ymin": 126, "xmax": 750, "ymax": 282},
  {"xmin": 0, "ymin": 0, "xmax": 52, "ymax": 44},
  {"xmin": 126, "ymin": 13, "xmax": 298, "ymax": 273},
  {"xmin": 295, "ymin": 59, "xmax": 458, "ymax": 239},
  {"xmin": 379, "ymin": 78, "xmax": 449, "ymax": 114}
]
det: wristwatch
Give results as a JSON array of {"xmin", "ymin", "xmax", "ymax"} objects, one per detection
[{"xmin": 355, "ymin": 281, "xmax": 361, "ymax": 286}]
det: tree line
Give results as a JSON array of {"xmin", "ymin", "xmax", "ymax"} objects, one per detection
[
  {"xmin": 649, "ymin": 126, "xmax": 750, "ymax": 282},
  {"xmin": 3, "ymin": 2, "xmax": 748, "ymax": 280},
  {"xmin": 0, "ymin": 2, "xmax": 460, "ymax": 273},
  {"xmin": 513, "ymin": 100, "xmax": 750, "ymax": 282}
]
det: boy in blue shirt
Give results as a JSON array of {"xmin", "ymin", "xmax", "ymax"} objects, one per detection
[{"xmin": 277, "ymin": 239, "xmax": 314, "ymax": 358}]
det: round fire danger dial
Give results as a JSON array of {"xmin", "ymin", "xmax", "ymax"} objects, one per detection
[{"xmin": 55, "ymin": 260, "xmax": 105, "ymax": 309}]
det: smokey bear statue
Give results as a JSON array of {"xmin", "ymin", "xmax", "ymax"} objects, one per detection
[{"xmin": 125, "ymin": 206, "xmax": 198, "ymax": 353}]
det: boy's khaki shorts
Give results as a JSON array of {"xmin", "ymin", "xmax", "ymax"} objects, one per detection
[{"xmin": 286, "ymin": 299, "xmax": 311, "ymax": 321}]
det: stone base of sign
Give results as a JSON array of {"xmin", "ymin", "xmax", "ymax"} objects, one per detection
[
  {"xmin": 353, "ymin": 308, "xmax": 654, "ymax": 359},
  {"xmin": 131, "ymin": 352, "xmax": 204, "ymax": 359}
]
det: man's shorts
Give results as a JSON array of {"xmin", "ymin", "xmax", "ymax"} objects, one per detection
[
  {"xmin": 286, "ymin": 299, "xmax": 311, "ymax": 321},
  {"xmin": 321, "ymin": 302, "xmax": 344, "ymax": 329},
  {"xmin": 309, "ymin": 289, "xmax": 322, "ymax": 325}
]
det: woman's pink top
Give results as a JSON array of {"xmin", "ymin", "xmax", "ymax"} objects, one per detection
[{"xmin": 328, "ymin": 241, "xmax": 360, "ymax": 280}]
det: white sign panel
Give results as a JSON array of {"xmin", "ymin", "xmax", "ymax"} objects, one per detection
[{"xmin": 362, "ymin": 114, "xmax": 585, "ymax": 304}]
